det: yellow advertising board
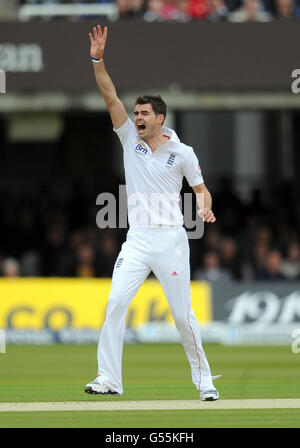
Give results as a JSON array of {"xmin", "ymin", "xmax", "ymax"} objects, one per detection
[{"xmin": 0, "ymin": 278, "xmax": 212, "ymax": 330}]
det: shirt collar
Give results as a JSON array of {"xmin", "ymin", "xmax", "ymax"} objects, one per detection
[{"xmin": 161, "ymin": 126, "xmax": 180, "ymax": 143}]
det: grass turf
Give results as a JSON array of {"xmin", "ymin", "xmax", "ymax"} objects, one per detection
[
  {"xmin": 1, "ymin": 409, "xmax": 300, "ymax": 428},
  {"xmin": 0, "ymin": 343, "xmax": 299, "ymax": 427}
]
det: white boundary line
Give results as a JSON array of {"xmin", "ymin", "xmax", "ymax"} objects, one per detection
[{"xmin": 0, "ymin": 399, "xmax": 300, "ymax": 412}]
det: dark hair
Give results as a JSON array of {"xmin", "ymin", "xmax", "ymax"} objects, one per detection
[{"xmin": 135, "ymin": 95, "xmax": 167, "ymax": 123}]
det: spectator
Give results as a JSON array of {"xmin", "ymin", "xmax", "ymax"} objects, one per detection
[
  {"xmin": 219, "ymin": 236, "xmax": 242, "ymax": 280},
  {"xmin": 128, "ymin": 0, "xmax": 146, "ymax": 17},
  {"xmin": 281, "ymin": 241, "xmax": 300, "ymax": 280},
  {"xmin": 115, "ymin": 0, "xmax": 132, "ymax": 18},
  {"xmin": 66, "ymin": 242, "xmax": 101, "ymax": 277},
  {"xmin": 2, "ymin": 258, "xmax": 20, "ymax": 277},
  {"xmin": 228, "ymin": 0, "xmax": 273, "ymax": 21},
  {"xmin": 194, "ymin": 251, "xmax": 232, "ymax": 282},
  {"xmin": 1, "ymin": 174, "xmax": 300, "ymax": 281},
  {"xmin": 274, "ymin": 0, "xmax": 296, "ymax": 18},
  {"xmin": 202, "ymin": 226, "xmax": 222, "ymax": 253},
  {"xmin": 207, "ymin": 0, "xmax": 229, "ymax": 20},
  {"xmin": 255, "ymin": 250, "xmax": 287, "ymax": 281},
  {"xmin": 188, "ymin": 0, "xmax": 211, "ymax": 19},
  {"xmin": 160, "ymin": 0, "xmax": 185, "ymax": 20},
  {"xmin": 254, "ymin": 225, "xmax": 273, "ymax": 248},
  {"xmin": 20, "ymin": 251, "xmax": 41, "ymax": 277},
  {"xmin": 115, "ymin": 0, "xmax": 146, "ymax": 18},
  {"xmin": 174, "ymin": 0, "xmax": 191, "ymax": 21},
  {"xmin": 250, "ymin": 241, "xmax": 269, "ymax": 279},
  {"xmin": 144, "ymin": 0, "xmax": 165, "ymax": 21}
]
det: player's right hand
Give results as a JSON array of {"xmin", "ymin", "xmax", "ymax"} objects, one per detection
[
  {"xmin": 89, "ymin": 25, "xmax": 108, "ymax": 60},
  {"xmin": 198, "ymin": 208, "xmax": 216, "ymax": 223}
]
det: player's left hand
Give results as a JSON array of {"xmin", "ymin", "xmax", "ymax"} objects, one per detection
[{"xmin": 198, "ymin": 208, "xmax": 216, "ymax": 223}]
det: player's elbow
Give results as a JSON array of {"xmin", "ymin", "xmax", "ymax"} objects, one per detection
[
  {"xmin": 193, "ymin": 183, "xmax": 206, "ymax": 194},
  {"xmin": 104, "ymin": 95, "xmax": 118, "ymax": 110}
]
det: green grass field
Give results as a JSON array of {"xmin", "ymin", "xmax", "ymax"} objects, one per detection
[{"xmin": 0, "ymin": 343, "xmax": 299, "ymax": 428}]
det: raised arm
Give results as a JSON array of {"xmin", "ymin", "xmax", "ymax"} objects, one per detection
[{"xmin": 89, "ymin": 25, "xmax": 128, "ymax": 130}]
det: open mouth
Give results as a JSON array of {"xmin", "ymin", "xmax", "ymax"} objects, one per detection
[{"xmin": 137, "ymin": 124, "xmax": 146, "ymax": 132}]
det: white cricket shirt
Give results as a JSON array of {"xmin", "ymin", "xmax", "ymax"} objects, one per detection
[{"xmin": 114, "ymin": 118, "xmax": 204, "ymax": 228}]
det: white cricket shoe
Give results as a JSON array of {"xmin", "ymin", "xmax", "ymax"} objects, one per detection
[
  {"xmin": 85, "ymin": 376, "xmax": 119, "ymax": 395},
  {"xmin": 200, "ymin": 389, "xmax": 219, "ymax": 401},
  {"xmin": 212, "ymin": 375, "xmax": 222, "ymax": 380}
]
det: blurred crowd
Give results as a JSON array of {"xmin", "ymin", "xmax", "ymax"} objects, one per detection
[
  {"xmin": 115, "ymin": 0, "xmax": 300, "ymax": 22},
  {"xmin": 4, "ymin": 0, "xmax": 300, "ymax": 22},
  {"xmin": 1, "ymin": 179, "xmax": 300, "ymax": 283},
  {"xmin": 192, "ymin": 179, "xmax": 300, "ymax": 283}
]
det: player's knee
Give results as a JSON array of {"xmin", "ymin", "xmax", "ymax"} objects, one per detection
[
  {"xmin": 106, "ymin": 292, "xmax": 128, "ymax": 316},
  {"xmin": 173, "ymin": 314, "xmax": 189, "ymax": 330}
]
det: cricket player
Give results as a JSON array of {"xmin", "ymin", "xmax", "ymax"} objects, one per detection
[{"xmin": 85, "ymin": 25, "xmax": 220, "ymax": 401}]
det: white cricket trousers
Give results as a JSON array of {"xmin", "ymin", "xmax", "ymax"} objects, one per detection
[{"xmin": 97, "ymin": 227, "xmax": 215, "ymax": 395}]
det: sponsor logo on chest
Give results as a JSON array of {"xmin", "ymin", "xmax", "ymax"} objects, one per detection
[{"xmin": 135, "ymin": 143, "xmax": 148, "ymax": 156}]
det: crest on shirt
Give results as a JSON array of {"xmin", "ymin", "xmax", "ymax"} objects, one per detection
[
  {"xmin": 115, "ymin": 257, "xmax": 124, "ymax": 269},
  {"xmin": 166, "ymin": 153, "xmax": 176, "ymax": 168},
  {"xmin": 135, "ymin": 142, "xmax": 147, "ymax": 156}
]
